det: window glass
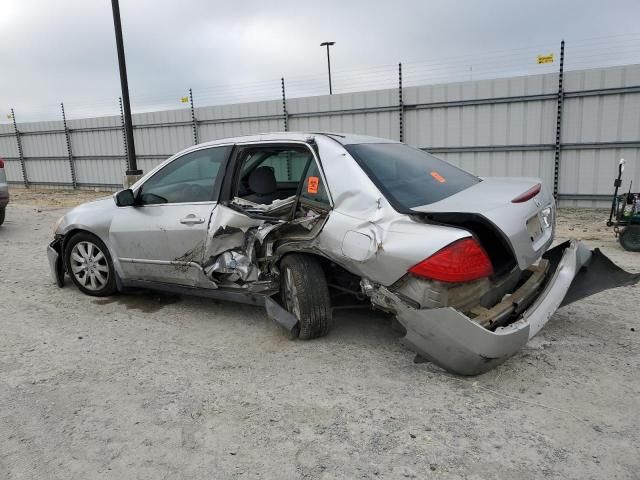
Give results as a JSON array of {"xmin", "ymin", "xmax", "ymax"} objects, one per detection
[
  {"xmin": 345, "ymin": 143, "xmax": 479, "ymax": 209},
  {"xmin": 300, "ymin": 161, "xmax": 331, "ymax": 206},
  {"xmin": 140, "ymin": 146, "xmax": 229, "ymax": 204}
]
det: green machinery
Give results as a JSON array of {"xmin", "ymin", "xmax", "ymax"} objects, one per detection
[{"xmin": 607, "ymin": 159, "xmax": 640, "ymax": 252}]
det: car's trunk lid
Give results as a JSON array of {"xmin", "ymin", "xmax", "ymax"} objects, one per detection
[{"xmin": 411, "ymin": 177, "xmax": 555, "ymax": 270}]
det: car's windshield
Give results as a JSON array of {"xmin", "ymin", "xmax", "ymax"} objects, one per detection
[{"xmin": 345, "ymin": 143, "xmax": 480, "ymax": 210}]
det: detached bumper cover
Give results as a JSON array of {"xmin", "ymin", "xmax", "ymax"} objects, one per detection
[
  {"xmin": 370, "ymin": 240, "xmax": 639, "ymax": 375},
  {"xmin": 47, "ymin": 238, "xmax": 65, "ymax": 288}
]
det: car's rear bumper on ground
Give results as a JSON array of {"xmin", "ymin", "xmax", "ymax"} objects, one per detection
[{"xmin": 364, "ymin": 240, "xmax": 638, "ymax": 375}]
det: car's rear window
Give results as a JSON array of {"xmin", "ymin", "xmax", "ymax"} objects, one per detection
[{"xmin": 345, "ymin": 143, "xmax": 480, "ymax": 210}]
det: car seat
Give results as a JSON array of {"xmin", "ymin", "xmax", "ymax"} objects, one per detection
[{"xmin": 244, "ymin": 166, "xmax": 277, "ymax": 204}]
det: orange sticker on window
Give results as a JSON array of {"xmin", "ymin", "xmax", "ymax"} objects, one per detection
[
  {"xmin": 307, "ymin": 176, "xmax": 319, "ymax": 194},
  {"xmin": 430, "ymin": 171, "xmax": 446, "ymax": 183}
]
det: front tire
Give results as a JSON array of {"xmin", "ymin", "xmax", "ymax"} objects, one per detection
[
  {"xmin": 0, "ymin": 207, "xmax": 5, "ymax": 226},
  {"xmin": 619, "ymin": 225, "xmax": 640, "ymax": 252},
  {"xmin": 64, "ymin": 232, "xmax": 117, "ymax": 296},
  {"xmin": 280, "ymin": 254, "xmax": 332, "ymax": 340}
]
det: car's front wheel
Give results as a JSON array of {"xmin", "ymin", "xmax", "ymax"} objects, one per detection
[
  {"xmin": 280, "ymin": 254, "xmax": 332, "ymax": 340},
  {"xmin": 64, "ymin": 232, "xmax": 117, "ymax": 296},
  {"xmin": 0, "ymin": 207, "xmax": 5, "ymax": 226}
]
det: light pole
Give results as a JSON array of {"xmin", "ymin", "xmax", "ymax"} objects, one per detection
[
  {"xmin": 320, "ymin": 41, "xmax": 335, "ymax": 94},
  {"xmin": 111, "ymin": 0, "xmax": 141, "ymax": 183}
]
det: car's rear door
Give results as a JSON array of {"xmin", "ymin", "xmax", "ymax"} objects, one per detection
[{"xmin": 109, "ymin": 145, "xmax": 231, "ymax": 286}]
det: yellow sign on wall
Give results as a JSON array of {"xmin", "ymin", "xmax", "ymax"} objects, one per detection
[
  {"xmin": 537, "ymin": 54, "xmax": 554, "ymax": 64},
  {"xmin": 181, "ymin": 96, "xmax": 189, "ymax": 103}
]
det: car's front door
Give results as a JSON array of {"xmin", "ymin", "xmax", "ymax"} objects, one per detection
[{"xmin": 109, "ymin": 145, "xmax": 231, "ymax": 286}]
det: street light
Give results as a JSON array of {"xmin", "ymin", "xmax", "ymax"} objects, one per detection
[
  {"xmin": 320, "ymin": 41, "xmax": 335, "ymax": 95},
  {"xmin": 111, "ymin": 0, "xmax": 141, "ymax": 183}
]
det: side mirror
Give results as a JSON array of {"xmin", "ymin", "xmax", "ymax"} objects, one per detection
[{"xmin": 115, "ymin": 189, "xmax": 135, "ymax": 207}]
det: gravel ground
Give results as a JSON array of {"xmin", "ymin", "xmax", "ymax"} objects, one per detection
[{"xmin": 1, "ymin": 188, "xmax": 639, "ymax": 480}]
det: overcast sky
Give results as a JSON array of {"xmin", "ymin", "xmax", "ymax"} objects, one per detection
[{"xmin": 1, "ymin": 0, "xmax": 639, "ymax": 121}]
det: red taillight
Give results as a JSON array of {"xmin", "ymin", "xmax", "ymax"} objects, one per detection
[
  {"xmin": 512, "ymin": 183, "xmax": 541, "ymax": 203},
  {"xmin": 408, "ymin": 237, "xmax": 493, "ymax": 283},
  {"xmin": 0, "ymin": 158, "xmax": 4, "ymax": 168}
]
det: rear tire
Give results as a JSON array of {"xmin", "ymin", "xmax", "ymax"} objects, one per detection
[
  {"xmin": 64, "ymin": 232, "xmax": 117, "ymax": 297},
  {"xmin": 0, "ymin": 207, "xmax": 5, "ymax": 226},
  {"xmin": 280, "ymin": 254, "xmax": 332, "ymax": 340},
  {"xmin": 619, "ymin": 225, "xmax": 640, "ymax": 252}
]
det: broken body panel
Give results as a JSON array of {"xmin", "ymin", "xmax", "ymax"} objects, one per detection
[
  {"xmin": 48, "ymin": 132, "xmax": 639, "ymax": 375},
  {"xmin": 364, "ymin": 240, "xmax": 638, "ymax": 375}
]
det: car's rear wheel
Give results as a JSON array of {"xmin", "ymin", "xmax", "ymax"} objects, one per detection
[
  {"xmin": 65, "ymin": 232, "xmax": 117, "ymax": 296},
  {"xmin": 280, "ymin": 254, "xmax": 332, "ymax": 340},
  {"xmin": 619, "ymin": 225, "xmax": 640, "ymax": 252},
  {"xmin": 0, "ymin": 207, "xmax": 5, "ymax": 226}
]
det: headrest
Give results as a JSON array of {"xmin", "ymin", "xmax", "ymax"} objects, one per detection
[{"xmin": 248, "ymin": 166, "xmax": 277, "ymax": 195}]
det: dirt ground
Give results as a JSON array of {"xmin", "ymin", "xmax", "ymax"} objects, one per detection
[{"xmin": 1, "ymin": 187, "xmax": 638, "ymax": 480}]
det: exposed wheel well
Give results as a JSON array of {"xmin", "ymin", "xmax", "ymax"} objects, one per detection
[{"xmin": 277, "ymin": 251, "xmax": 364, "ymax": 305}]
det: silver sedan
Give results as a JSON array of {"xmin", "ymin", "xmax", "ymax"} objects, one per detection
[{"xmin": 48, "ymin": 133, "xmax": 639, "ymax": 375}]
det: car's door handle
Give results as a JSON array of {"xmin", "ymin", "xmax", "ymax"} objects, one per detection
[{"xmin": 180, "ymin": 214, "xmax": 205, "ymax": 225}]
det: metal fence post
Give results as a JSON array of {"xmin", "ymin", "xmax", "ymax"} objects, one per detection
[
  {"xmin": 281, "ymin": 77, "xmax": 289, "ymax": 132},
  {"xmin": 189, "ymin": 88, "xmax": 199, "ymax": 144},
  {"xmin": 281, "ymin": 78, "xmax": 292, "ymax": 178},
  {"xmin": 553, "ymin": 40, "xmax": 565, "ymax": 199},
  {"xmin": 398, "ymin": 63, "xmax": 404, "ymax": 142},
  {"xmin": 60, "ymin": 102, "xmax": 77, "ymax": 189},
  {"xmin": 10, "ymin": 108, "xmax": 28, "ymax": 188},
  {"xmin": 119, "ymin": 96, "xmax": 129, "ymax": 170}
]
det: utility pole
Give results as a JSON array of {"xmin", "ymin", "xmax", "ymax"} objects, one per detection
[
  {"xmin": 111, "ymin": 0, "xmax": 141, "ymax": 186},
  {"xmin": 320, "ymin": 41, "xmax": 335, "ymax": 94}
]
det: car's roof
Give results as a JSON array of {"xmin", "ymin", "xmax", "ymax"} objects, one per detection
[{"xmin": 194, "ymin": 132, "xmax": 399, "ymax": 148}]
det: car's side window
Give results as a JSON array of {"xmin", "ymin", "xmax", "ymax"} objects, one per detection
[
  {"xmin": 235, "ymin": 147, "xmax": 313, "ymax": 204},
  {"xmin": 254, "ymin": 151, "xmax": 309, "ymax": 182},
  {"xmin": 139, "ymin": 146, "xmax": 229, "ymax": 205},
  {"xmin": 230, "ymin": 143, "xmax": 332, "ymax": 217}
]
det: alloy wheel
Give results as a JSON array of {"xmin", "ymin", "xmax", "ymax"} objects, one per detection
[
  {"xmin": 69, "ymin": 241, "xmax": 110, "ymax": 291},
  {"xmin": 283, "ymin": 267, "xmax": 301, "ymax": 319}
]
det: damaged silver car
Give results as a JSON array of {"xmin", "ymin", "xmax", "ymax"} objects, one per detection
[{"xmin": 48, "ymin": 133, "xmax": 639, "ymax": 375}]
